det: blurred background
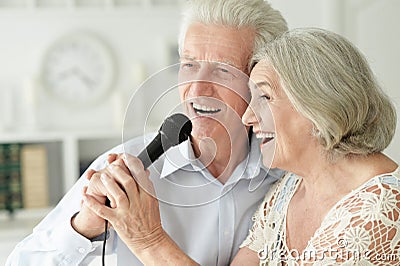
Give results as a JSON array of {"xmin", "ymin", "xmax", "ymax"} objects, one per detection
[{"xmin": 0, "ymin": 0, "xmax": 399, "ymax": 263}]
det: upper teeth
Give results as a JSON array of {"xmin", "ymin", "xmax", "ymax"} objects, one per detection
[
  {"xmin": 256, "ymin": 132, "xmax": 275, "ymax": 139},
  {"xmin": 192, "ymin": 103, "xmax": 220, "ymax": 112}
]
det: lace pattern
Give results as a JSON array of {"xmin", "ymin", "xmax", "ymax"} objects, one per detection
[{"xmin": 241, "ymin": 168, "xmax": 400, "ymax": 265}]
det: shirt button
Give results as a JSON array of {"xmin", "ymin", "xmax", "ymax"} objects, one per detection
[
  {"xmin": 78, "ymin": 247, "xmax": 86, "ymax": 254},
  {"xmin": 224, "ymin": 231, "xmax": 230, "ymax": 236}
]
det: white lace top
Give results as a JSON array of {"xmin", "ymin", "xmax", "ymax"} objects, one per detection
[{"xmin": 241, "ymin": 167, "xmax": 400, "ymax": 265}]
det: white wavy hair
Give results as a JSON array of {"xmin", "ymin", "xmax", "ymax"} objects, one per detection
[{"xmin": 178, "ymin": 0, "xmax": 288, "ymax": 72}]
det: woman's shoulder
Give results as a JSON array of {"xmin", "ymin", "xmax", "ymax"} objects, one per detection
[
  {"xmin": 339, "ymin": 166, "xmax": 399, "ymax": 213},
  {"xmin": 377, "ymin": 166, "xmax": 400, "ymax": 186},
  {"xmin": 360, "ymin": 166, "xmax": 400, "ymax": 195},
  {"xmin": 310, "ymin": 167, "xmax": 400, "ymax": 263}
]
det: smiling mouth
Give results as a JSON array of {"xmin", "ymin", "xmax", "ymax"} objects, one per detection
[
  {"xmin": 256, "ymin": 132, "xmax": 275, "ymax": 144},
  {"xmin": 192, "ymin": 102, "xmax": 221, "ymax": 115}
]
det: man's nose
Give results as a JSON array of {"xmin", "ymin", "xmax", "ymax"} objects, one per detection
[{"xmin": 187, "ymin": 80, "xmax": 214, "ymax": 97}]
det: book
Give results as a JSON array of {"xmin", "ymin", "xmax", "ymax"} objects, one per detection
[
  {"xmin": 21, "ymin": 145, "xmax": 49, "ymax": 209},
  {"xmin": 0, "ymin": 143, "xmax": 23, "ymax": 213}
]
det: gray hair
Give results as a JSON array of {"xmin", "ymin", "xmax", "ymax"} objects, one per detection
[
  {"xmin": 257, "ymin": 28, "xmax": 397, "ymax": 158},
  {"xmin": 178, "ymin": 0, "xmax": 288, "ymax": 72}
]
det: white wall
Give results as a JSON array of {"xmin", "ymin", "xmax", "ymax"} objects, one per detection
[{"xmin": 0, "ymin": 6, "xmax": 181, "ymax": 131}]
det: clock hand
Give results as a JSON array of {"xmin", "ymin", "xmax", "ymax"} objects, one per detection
[
  {"xmin": 58, "ymin": 68, "xmax": 76, "ymax": 80},
  {"xmin": 56, "ymin": 67, "xmax": 94, "ymax": 92},
  {"xmin": 74, "ymin": 68, "xmax": 96, "ymax": 90}
]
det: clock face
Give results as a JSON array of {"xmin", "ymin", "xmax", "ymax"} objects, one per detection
[{"xmin": 41, "ymin": 32, "xmax": 115, "ymax": 106}]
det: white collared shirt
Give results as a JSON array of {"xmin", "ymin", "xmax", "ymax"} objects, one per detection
[{"xmin": 6, "ymin": 133, "xmax": 284, "ymax": 266}]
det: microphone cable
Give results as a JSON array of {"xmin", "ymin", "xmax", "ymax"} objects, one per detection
[{"xmin": 102, "ymin": 220, "xmax": 108, "ymax": 266}]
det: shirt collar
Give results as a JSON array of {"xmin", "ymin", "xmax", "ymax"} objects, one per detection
[
  {"xmin": 160, "ymin": 138, "xmax": 193, "ymax": 178},
  {"xmin": 159, "ymin": 133, "xmax": 284, "ymax": 181}
]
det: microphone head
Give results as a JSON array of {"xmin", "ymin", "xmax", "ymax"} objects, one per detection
[{"xmin": 159, "ymin": 113, "xmax": 192, "ymax": 148}]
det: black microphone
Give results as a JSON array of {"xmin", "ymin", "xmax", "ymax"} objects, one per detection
[
  {"xmin": 104, "ymin": 113, "xmax": 192, "ymax": 206},
  {"xmin": 137, "ymin": 113, "xmax": 192, "ymax": 169}
]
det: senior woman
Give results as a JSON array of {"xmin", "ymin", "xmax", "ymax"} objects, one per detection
[{"xmin": 232, "ymin": 28, "xmax": 399, "ymax": 265}]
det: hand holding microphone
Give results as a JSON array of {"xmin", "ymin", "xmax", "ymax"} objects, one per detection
[
  {"xmin": 74, "ymin": 114, "xmax": 192, "ymax": 261},
  {"xmin": 103, "ymin": 113, "xmax": 192, "ymax": 206}
]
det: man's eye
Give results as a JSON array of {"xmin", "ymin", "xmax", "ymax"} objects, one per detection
[
  {"xmin": 215, "ymin": 67, "xmax": 235, "ymax": 80},
  {"xmin": 182, "ymin": 63, "xmax": 194, "ymax": 68},
  {"xmin": 180, "ymin": 62, "xmax": 199, "ymax": 73},
  {"xmin": 261, "ymin": 94, "xmax": 271, "ymax": 100}
]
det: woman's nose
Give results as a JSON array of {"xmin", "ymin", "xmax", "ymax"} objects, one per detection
[{"xmin": 242, "ymin": 104, "xmax": 257, "ymax": 126}]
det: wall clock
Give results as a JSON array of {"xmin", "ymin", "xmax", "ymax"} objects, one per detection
[{"xmin": 40, "ymin": 31, "xmax": 115, "ymax": 106}]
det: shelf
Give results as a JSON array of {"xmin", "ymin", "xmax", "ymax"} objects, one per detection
[
  {"xmin": 0, "ymin": 128, "xmax": 122, "ymax": 143},
  {"xmin": 0, "ymin": 207, "xmax": 52, "ymax": 221},
  {"xmin": 0, "ymin": 128, "xmax": 132, "ymax": 198}
]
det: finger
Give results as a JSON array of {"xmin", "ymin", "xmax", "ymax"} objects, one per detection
[
  {"xmin": 107, "ymin": 153, "xmax": 118, "ymax": 164},
  {"xmin": 105, "ymin": 194, "xmax": 117, "ymax": 209},
  {"xmin": 83, "ymin": 193, "xmax": 114, "ymax": 223},
  {"xmin": 100, "ymin": 173, "xmax": 129, "ymax": 209},
  {"xmin": 86, "ymin": 154, "xmax": 126, "ymax": 183},
  {"xmin": 122, "ymin": 154, "xmax": 153, "ymax": 195},
  {"xmin": 80, "ymin": 186, "xmax": 88, "ymax": 207},
  {"xmin": 122, "ymin": 154, "xmax": 147, "ymax": 182},
  {"xmin": 109, "ymin": 164, "xmax": 141, "ymax": 205},
  {"xmin": 90, "ymin": 173, "xmax": 117, "ymax": 208},
  {"xmin": 110, "ymin": 157, "xmax": 130, "ymax": 174},
  {"xmin": 86, "ymin": 173, "xmax": 109, "ymax": 204},
  {"xmin": 122, "ymin": 153, "xmax": 145, "ymax": 173},
  {"xmin": 86, "ymin": 169, "xmax": 96, "ymax": 180},
  {"xmin": 97, "ymin": 157, "xmax": 130, "ymax": 180}
]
